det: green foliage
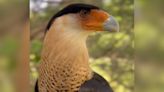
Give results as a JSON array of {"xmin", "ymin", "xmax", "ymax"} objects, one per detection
[
  {"xmin": 0, "ymin": 37, "xmax": 19, "ymax": 72},
  {"xmin": 30, "ymin": 40, "xmax": 42, "ymax": 63}
]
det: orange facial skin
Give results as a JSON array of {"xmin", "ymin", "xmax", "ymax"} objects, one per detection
[{"xmin": 79, "ymin": 9, "xmax": 109, "ymax": 31}]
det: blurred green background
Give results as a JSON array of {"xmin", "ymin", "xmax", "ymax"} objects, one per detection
[
  {"xmin": 0, "ymin": 0, "xmax": 134, "ymax": 92},
  {"xmin": 1, "ymin": 0, "xmax": 164, "ymax": 92},
  {"xmin": 30, "ymin": 0, "xmax": 134, "ymax": 92},
  {"xmin": 135, "ymin": 0, "xmax": 164, "ymax": 92}
]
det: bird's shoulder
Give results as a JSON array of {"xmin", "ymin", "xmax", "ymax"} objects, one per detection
[
  {"xmin": 35, "ymin": 72, "xmax": 114, "ymax": 92},
  {"xmin": 79, "ymin": 72, "xmax": 114, "ymax": 92}
]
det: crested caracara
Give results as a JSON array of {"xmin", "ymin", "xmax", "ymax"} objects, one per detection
[{"xmin": 35, "ymin": 3, "xmax": 119, "ymax": 92}]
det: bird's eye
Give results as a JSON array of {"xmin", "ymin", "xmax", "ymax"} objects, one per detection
[{"xmin": 80, "ymin": 10, "xmax": 90, "ymax": 17}]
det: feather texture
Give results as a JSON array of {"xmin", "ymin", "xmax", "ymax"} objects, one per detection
[
  {"xmin": 38, "ymin": 17, "xmax": 92, "ymax": 92},
  {"xmin": 79, "ymin": 72, "xmax": 113, "ymax": 92},
  {"xmin": 35, "ymin": 72, "xmax": 113, "ymax": 92}
]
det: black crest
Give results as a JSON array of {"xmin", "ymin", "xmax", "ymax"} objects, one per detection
[{"xmin": 45, "ymin": 3, "xmax": 99, "ymax": 32}]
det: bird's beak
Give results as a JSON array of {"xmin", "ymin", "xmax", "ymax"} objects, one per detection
[{"xmin": 103, "ymin": 16, "xmax": 119, "ymax": 32}]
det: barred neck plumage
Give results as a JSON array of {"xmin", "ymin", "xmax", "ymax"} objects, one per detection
[{"xmin": 38, "ymin": 17, "xmax": 93, "ymax": 92}]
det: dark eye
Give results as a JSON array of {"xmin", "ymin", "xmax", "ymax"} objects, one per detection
[{"xmin": 80, "ymin": 10, "xmax": 90, "ymax": 17}]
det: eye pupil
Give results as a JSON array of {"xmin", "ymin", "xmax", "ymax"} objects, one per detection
[
  {"xmin": 83, "ymin": 10, "xmax": 88, "ymax": 14},
  {"xmin": 80, "ymin": 10, "xmax": 89, "ymax": 17}
]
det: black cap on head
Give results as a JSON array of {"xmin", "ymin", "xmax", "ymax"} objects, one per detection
[{"xmin": 45, "ymin": 3, "xmax": 99, "ymax": 32}]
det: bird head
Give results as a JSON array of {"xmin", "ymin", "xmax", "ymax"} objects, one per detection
[{"xmin": 46, "ymin": 3, "xmax": 119, "ymax": 35}]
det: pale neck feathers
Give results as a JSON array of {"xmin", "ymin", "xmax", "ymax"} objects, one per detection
[
  {"xmin": 42, "ymin": 14, "xmax": 90, "ymax": 65},
  {"xmin": 38, "ymin": 11, "xmax": 93, "ymax": 92}
]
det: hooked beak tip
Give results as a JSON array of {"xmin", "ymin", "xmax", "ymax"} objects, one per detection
[{"xmin": 103, "ymin": 16, "xmax": 119, "ymax": 32}]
